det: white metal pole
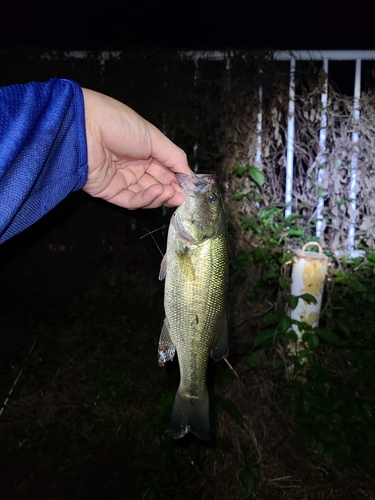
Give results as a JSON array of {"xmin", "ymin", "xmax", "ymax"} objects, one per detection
[
  {"xmin": 285, "ymin": 57, "xmax": 296, "ymax": 218},
  {"xmin": 255, "ymin": 82, "xmax": 263, "ymax": 168},
  {"xmin": 316, "ymin": 58, "xmax": 329, "ymax": 238},
  {"xmin": 348, "ymin": 59, "xmax": 361, "ymax": 252}
]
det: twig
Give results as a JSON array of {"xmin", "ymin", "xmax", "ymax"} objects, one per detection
[
  {"xmin": 0, "ymin": 340, "xmax": 37, "ymax": 419},
  {"xmin": 223, "ymin": 357, "xmax": 240, "ymax": 379},
  {"xmin": 269, "ymin": 476, "xmax": 293, "ymax": 482},
  {"xmin": 140, "ymin": 227, "xmax": 165, "ymax": 257},
  {"xmin": 37, "ymin": 419, "xmax": 50, "ymax": 434}
]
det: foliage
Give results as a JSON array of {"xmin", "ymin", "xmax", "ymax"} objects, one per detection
[
  {"xmin": 285, "ymin": 262, "xmax": 375, "ymax": 470},
  {"xmin": 236, "ymin": 453, "xmax": 261, "ymax": 495},
  {"xmin": 233, "ymin": 179, "xmax": 375, "ymax": 472}
]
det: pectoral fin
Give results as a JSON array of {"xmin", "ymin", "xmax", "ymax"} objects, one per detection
[
  {"xmin": 210, "ymin": 314, "xmax": 229, "ymax": 361},
  {"xmin": 158, "ymin": 254, "xmax": 167, "ymax": 281},
  {"xmin": 177, "ymin": 248, "xmax": 196, "ymax": 281},
  {"xmin": 158, "ymin": 318, "xmax": 175, "ymax": 366}
]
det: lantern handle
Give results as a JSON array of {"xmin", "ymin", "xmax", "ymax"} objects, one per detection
[{"xmin": 301, "ymin": 241, "xmax": 323, "ymax": 255}]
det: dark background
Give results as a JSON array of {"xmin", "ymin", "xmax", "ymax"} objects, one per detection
[{"xmin": 1, "ymin": 0, "xmax": 375, "ymax": 51}]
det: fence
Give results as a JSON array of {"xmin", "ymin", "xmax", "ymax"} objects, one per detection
[
  {"xmin": 275, "ymin": 51, "xmax": 375, "ymax": 257},
  {"xmin": 182, "ymin": 50, "xmax": 375, "ymax": 257},
  {"xmin": 7, "ymin": 48, "xmax": 375, "ymax": 256}
]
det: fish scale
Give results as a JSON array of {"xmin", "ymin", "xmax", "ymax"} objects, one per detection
[{"xmin": 158, "ymin": 173, "xmax": 228, "ymax": 441}]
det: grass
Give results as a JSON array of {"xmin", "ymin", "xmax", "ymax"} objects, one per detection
[
  {"xmin": 1, "ymin": 209, "xmax": 375, "ymax": 498},
  {"xmin": 0, "ymin": 289, "xmax": 244, "ymax": 499}
]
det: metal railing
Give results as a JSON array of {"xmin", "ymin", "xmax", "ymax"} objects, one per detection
[
  {"xmin": 184, "ymin": 49, "xmax": 375, "ymax": 256},
  {"xmin": 274, "ymin": 51, "xmax": 375, "ymax": 254}
]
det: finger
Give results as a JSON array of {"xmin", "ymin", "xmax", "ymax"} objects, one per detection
[
  {"xmin": 148, "ymin": 124, "xmax": 193, "ymax": 176},
  {"xmin": 163, "ymin": 191, "xmax": 186, "ymax": 207},
  {"xmin": 140, "ymin": 161, "xmax": 182, "ymax": 189},
  {"xmin": 105, "ymin": 184, "xmax": 179, "ymax": 210}
]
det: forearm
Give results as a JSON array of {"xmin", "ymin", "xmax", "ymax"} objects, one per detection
[{"xmin": 0, "ymin": 78, "xmax": 88, "ymax": 243}]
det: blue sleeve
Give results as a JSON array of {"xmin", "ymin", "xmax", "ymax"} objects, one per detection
[{"xmin": 0, "ymin": 78, "xmax": 88, "ymax": 243}]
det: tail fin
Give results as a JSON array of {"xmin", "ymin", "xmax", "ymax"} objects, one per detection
[{"xmin": 168, "ymin": 387, "xmax": 210, "ymax": 441}]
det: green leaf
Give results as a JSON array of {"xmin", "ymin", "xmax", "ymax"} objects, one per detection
[
  {"xmin": 299, "ymin": 293, "xmax": 317, "ymax": 304},
  {"xmin": 287, "ymin": 228, "xmax": 303, "ymax": 236},
  {"xmin": 238, "ymin": 465, "xmax": 261, "ymax": 494},
  {"xmin": 279, "ymin": 276, "xmax": 289, "ymax": 288},
  {"xmin": 213, "ymin": 395, "xmax": 244, "ymax": 427},
  {"xmin": 279, "ymin": 315, "xmax": 293, "ymax": 332},
  {"xmin": 252, "ymin": 246, "xmax": 267, "ymax": 262},
  {"xmin": 253, "ymin": 328, "xmax": 284, "ymax": 348},
  {"xmin": 336, "ymin": 319, "xmax": 352, "ymax": 338},
  {"xmin": 317, "ymin": 186, "xmax": 328, "ymax": 197},
  {"xmin": 263, "ymin": 313, "xmax": 282, "ymax": 327},
  {"xmin": 264, "ymin": 267, "xmax": 280, "ymax": 279},
  {"xmin": 285, "ymin": 212, "xmax": 302, "ymax": 222},
  {"xmin": 247, "ymin": 165, "xmax": 265, "ymax": 187},
  {"xmin": 233, "ymin": 187, "xmax": 244, "ymax": 200},
  {"xmin": 315, "ymin": 328, "xmax": 344, "ymax": 345},
  {"xmin": 241, "ymin": 217, "xmax": 259, "ymax": 232},
  {"xmin": 335, "ymin": 199, "xmax": 347, "ymax": 206},
  {"xmin": 247, "ymin": 352, "xmax": 262, "ymax": 369},
  {"xmin": 286, "ymin": 295, "xmax": 299, "ymax": 310},
  {"xmin": 335, "ymin": 159, "xmax": 342, "ymax": 168},
  {"xmin": 258, "ymin": 207, "xmax": 278, "ymax": 220},
  {"xmin": 307, "ymin": 332, "xmax": 320, "ymax": 348},
  {"xmin": 316, "ymin": 441, "xmax": 325, "ymax": 455},
  {"xmin": 235, "ymin": 343, "xmax": 252, "ymax": 354},
  {"xmin": 234, "ymin": 164, "xmax": 246, "ymax": 175}
]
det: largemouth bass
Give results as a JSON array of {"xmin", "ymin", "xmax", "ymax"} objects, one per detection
[{"xmin": 158, "ymin": 173, "xmax": 228, "ymax": 441}]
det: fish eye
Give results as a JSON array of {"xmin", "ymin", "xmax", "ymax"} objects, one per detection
[{"xmin": 208, "ymin": 193, "xmax": 218, "ymax": 204}]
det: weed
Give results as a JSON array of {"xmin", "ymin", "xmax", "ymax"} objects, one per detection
[
  {"xmin": 2, "ymin": 163, "xmax": 375, "ymax": 498},
  {"xmin": 233, "ymin": 165, "xmax": 375, "ymax": 473}
]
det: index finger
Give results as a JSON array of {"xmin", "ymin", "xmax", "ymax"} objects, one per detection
[{"xmin": 149, "ymin": 123, "xmax": 193, "ymax": 176}]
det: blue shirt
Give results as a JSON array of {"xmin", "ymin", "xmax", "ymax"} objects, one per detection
[{"xmin": 0, "ymin": 78, "xmax": 88, "ymax": 243}]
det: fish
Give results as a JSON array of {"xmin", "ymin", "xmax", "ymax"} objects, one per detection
[{"xmin": 158, "ymin": 172, "xmax": 229, "ymax": 441}]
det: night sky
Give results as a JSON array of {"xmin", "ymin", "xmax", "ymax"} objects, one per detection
[{"xmin": 1, "ymin": 0, "xmax": 375, "ymax": 51}]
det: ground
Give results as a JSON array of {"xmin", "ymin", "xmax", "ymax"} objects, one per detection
[{"xmin": 0, "ymin": 195, "xmax": 374, "ymax": 500}]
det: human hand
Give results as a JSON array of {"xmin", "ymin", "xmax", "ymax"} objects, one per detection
[{"xmin": 82, "ymin": 88, "xmax": 192, "ymax": 209}]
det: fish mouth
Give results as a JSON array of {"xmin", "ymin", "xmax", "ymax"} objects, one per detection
[{"xmin": 175, "ymin": 173, "xmax": 215, "ymax": 196}]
